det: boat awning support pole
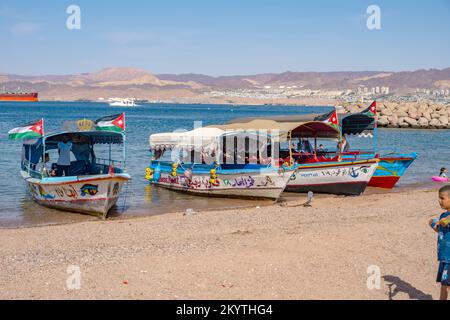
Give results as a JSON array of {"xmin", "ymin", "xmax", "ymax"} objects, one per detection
[
  {"xmin": 374, "ymin": 117, "xmax": 378, "ymax": 156},
  {"xmin": 42, "ymin": 136, "xmax": 46, "ymax": 173},
  {"xmin": 314, "ymin": 136, "xmax": 317, "ymax": 156},
  {"xmin": 288, "ymin": 131, "xmax": 292, "ymax": 163},
  {"xmin": 28, "ymin": 144, "xmax": 32, "ymax": 172},
  {"xmin": 123, "ymin": 134, "xmax": 126, "ymax": 171},
  {"xmin": 109, "ymin": 143, "xmax": 112, "ymax": 166}
]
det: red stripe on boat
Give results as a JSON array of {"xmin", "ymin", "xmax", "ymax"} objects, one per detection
[{"xmin": 368, "ymin": 176, "xmax": 400, "ymax": 189}]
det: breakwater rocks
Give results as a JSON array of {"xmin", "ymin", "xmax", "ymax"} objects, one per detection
[{"xmin": 340, "ymin": 102, "xmax": 450, "ymax": 129}]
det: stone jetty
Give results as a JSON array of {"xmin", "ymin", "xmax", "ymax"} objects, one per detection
[{"xmin": 340, "ymin": 102, "xmax": 450, "ymax": 129}]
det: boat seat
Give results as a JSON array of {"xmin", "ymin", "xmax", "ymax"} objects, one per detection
[
  {"xmin": 69, "ymin": 160, "xmax": 90, "ymax": 176},
  {"xmin": 88, "ymin": 163, "xmax": 109, "ymax": 175}
]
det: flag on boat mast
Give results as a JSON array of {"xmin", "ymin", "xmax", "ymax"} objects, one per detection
[
  {"xmin": 315, "ymin": 108, "xmax": 339, "ymax": 129},
  {"xmin": 362, "ymin": 100, "xmax": 377, "ymax": 118},
  {"xmin": 8, "ymin": 119, "xmax": 44, "ymax": 140},
  {"xmin": 322, "ymin": 108, "xmax": 339, "ymax": 130},
  {"xmin": 95, "ymin": 113, "xmax": 125, "ymax": 132}
]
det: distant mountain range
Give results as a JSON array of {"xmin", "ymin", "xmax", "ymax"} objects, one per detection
[
  {"xmin": 158, "ymin": 68, "xmax": 450, "ymax": 91},
  {"xmin": 1, "ymin": 67, "xmax": 449, "ymax": 102}
]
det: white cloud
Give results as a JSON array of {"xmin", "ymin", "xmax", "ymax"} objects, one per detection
[{"xmin": 10, "ymin": 22, "xmax": 39, "ymax": 36}]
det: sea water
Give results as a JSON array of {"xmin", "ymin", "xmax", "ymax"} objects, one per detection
[{"xmin": 0, "ymin": 101, "xmax": 448, "ymax": 227}]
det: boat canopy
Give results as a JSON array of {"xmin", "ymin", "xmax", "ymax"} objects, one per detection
[
  {"xmin": 22, "ymin": 131, "xmax": 124, "ymax": 164},
  {"xmin": 149, "ymin": 119, "xmax": 339, "ymax": 153},
  {"xmin": 149, "ymin": 127, "xmax": 225, "ymax": 151},
  {"xmin": 43, "ymin": 131, "xmax": 124, "ymax": 145},
  {"xmin": 227, "ymin": 108, "xmax": 375, "ymax": 136},
  {"xmin": 340, "ymin": 114, "xmax": 375, "ymax": 135},
  {"xmin": 226, "ymin": 109, "xmax": 336, "ymax": 124},
  {"xmin": 340, "ymin": 109, "xmax": 375, "ymax": 135},
  {"xmin": 212, "ymin": 119, "xmax": 339, "ymax": 139},
  {"xmin": 150, "ymin": 127, "xmax": 275, "ymax": 152}
]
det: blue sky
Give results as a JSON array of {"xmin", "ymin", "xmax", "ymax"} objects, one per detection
[{"xmin": 0, "ymin": 0, "xmax": 449, "ymax": 75}]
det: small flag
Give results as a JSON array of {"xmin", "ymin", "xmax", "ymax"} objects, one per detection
[
  {"xmin": 8, "ymin": 119, "xmax": 44, "ymax": 140},
  {"xmin": 362, "ymin": 101, "xmax": 377, "ymax": 117},
  {"xmin": 95, "ymin": 113, "xmax": 125, "ymax": 132},
  {"xmin": 327, "ymin": 110, "xmax": 339, "ymax": 129},
  {"xmin": 317, "ymin": 109, "xmax": 339, "ymax": 129}
]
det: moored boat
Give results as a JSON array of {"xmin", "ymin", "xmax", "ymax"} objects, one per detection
[
  {"xmin": 148, "ymin": 127, "xmax": 294, "ymax": 200},
  {"xmin": 237, "ymin": 101, "xmax": 417, "ymax": 189},
  {"xmin": 224, "ymin": 115, "xmax": 379, "ymax": 195},
  {"xmin": 287, "ymin": 159, "xmax": 379, "ymax": 195},
  {"xmin": 366, "ymin": 153, "xmax": 417, "ymax": 188},
  {"xmin": 14, "ymin": 115, "xmax": 130, "ymax": 218},
  {"xmin": 149, "ymin": 162, "xmax": 293, "ymax": 199},
  {"xmin": 340, "ymin": 101, "xmax": 417, "ymax": 189}
]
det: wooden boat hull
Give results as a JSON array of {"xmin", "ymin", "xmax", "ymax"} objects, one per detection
[
  {"xmin": 286, "ymin": 159, "xmax": 379, "ymax": 195},
  {"xmin": 21, "ymin": 172, "xmax": 130, "ymax": 219},
  {"xmin": 149, "ymin": 162, "xmax": 294, "ymax": 200},
  {"xmin": 368, "ymin": 154, "xmax": 417, "ymax": 189}
]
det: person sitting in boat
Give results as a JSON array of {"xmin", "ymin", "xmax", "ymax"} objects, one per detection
[
  {"xmin": 440, "ymin": 168, "xmax": 448, "ymax": 179},
  {"xmin": 317, "ymin": 144, "xmax": 327, "ymax": 157},
  {"xmin": 35, "ymin": 153, "xmax": 56, "ymax": 177},
  {"xmin": 56, "ymin": 135, "xmax": 73, "ymax": 176},
  {"xmin": 297, "ymin": 138, "xmax": 313, "ymax": 154}
]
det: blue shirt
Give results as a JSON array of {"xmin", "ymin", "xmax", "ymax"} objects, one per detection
[{"xmin": 437, "ymin": 211, "xmax": 450, "ymax": 262}]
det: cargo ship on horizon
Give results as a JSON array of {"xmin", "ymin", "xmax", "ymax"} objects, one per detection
[{"xmin": 0, "ymin": 91, "xmax": 39, "ymax": 102}]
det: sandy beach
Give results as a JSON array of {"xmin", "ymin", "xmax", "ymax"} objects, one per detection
[{"xmin": 0, "ymin": 186, "xmax": 445, "ymax": 300}]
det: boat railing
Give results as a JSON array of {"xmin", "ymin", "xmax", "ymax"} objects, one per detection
[
  {"xmin": 21, "ymin": 159, "xmax": 43, "ymax": 179},
  {"xmin": 95, "ymin": 158, "xmax": 125, "ymax": 168},
  {"xmin": 341, "ymin": 149, "xmax": 377, "ymax": 160}
]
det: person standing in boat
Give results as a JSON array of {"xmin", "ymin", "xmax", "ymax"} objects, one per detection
[
  {"xmin": 338, "ymin": 135, "xmax": 350, "ymax": 153},
  {"xmin": 57, "ymin": 135, "xmax": 73, "ymax": 176}
]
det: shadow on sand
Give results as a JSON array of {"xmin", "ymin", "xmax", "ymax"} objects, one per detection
[{"xmin": 382, "ymin": 275, "xmax": 433, "ymax": 300}]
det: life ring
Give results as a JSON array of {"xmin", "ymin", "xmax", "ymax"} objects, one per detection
[{"xmin": 432, "ymin": 176, "xmax": 449, "ymax": 183}]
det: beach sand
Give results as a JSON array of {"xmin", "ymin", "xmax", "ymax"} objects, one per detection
[{"xmin": 0, "ymin": 186, "xmax": 445, "ymax": 300}]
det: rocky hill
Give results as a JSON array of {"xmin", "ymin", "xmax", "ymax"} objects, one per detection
[{"xmin": 1, "ymin": 67, "xmax": 450, "ymax": 101}]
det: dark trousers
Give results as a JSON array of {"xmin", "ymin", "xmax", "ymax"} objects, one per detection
[{"xmin": 56, "ymin": 165, "xmax": 70, "ymax": 177}]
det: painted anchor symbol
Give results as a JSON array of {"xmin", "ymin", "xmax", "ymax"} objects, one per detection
[{"xmin": 349, "ymin": 168, "xmax": 359, "ymax": 178}]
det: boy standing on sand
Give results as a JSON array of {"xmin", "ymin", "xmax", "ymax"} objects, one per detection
[{"xmin": 429, "ymin": 185, "xmax": 450, "ymax": 300}]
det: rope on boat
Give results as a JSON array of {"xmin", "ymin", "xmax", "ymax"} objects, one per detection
[{"xmin": 119, "ymin": 179, "xmax": 133, "ymax": 213}]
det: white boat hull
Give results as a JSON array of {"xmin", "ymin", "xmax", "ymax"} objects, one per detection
[
  {"xmin": 286, "ymin": 159, "xmax": 379, "ymax": 195},
  {"xmin": 152, "ymin": 167, "xmax": 294, "ymax": 200},
  {"xmin": 22, "ymin": 172, "xmax": 131, "ymax": 219}
]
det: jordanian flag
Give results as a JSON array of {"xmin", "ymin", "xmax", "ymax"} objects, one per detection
[
  {"xmin": 318, "ymin": 109, "xmax": 339, "ymax": 129},
  {"xmin": 8, "ymin": 119, "xmax": 44, "ymax": 140},
  {"xmin": 95, "ymin": 113, "xmax": 125, "ymax": 132},
  {"xmin": 362, "ymin": 101, "xmax": 377, "ymax": 117}
]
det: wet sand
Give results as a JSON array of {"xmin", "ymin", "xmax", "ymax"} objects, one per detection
[{"xmin": 0, "ymin": 186, "xmax": 446, "ymax": 299}]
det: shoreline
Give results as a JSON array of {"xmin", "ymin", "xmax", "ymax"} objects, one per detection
[
  {"xmin": 0, "ymin": 185, "xmax": 446, "ymax": 299},
  {"xmin": 0, "ymin": 182, "xmax": 439, "ymax": 230},
  {"xmin": 1, "ymin": 99, "xmax": 335, "ymax": 107}
]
